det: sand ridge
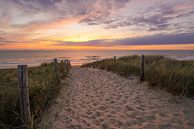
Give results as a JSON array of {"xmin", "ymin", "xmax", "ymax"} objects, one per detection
[{"xmin": 39, "ymin": 68, "xmax": 194, "ymax": 129}]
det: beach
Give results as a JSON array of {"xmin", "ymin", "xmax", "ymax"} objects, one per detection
[{"xmin": 39, "ymin": 68, "xmax": 194, "ymax": 129}]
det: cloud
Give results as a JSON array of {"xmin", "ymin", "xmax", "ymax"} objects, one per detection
[
  {"xmin": 55, "ymin": 39, "xmax": 108, "ymax": 46},
  {"xmin": 0, "ymin": 0, "xmax": 131, "ymax": 35},
  {"xmin": 0, "ymin": 36, "xmax": 47, "ymax": 46},
  {"xmin": 0, "ymin": 37, "xmax": 15, "ymax": 45},
  {"xmin": 1, "ymin": 0, "xmax": 193, "ymax": 31},
  {"xmin": 103, "ymin": 1, "xmax": 194, "ymax": 32},
  {"xmin": 1, "ymin": 0, "xmax": 130, "ymax": 27},
  {"xmin": 0, "ymin": 0, "xmax": 193, "ymax": 49},
  {"xmin": 79, "ymin": 0, "xmax": 130, "ymax": 25},
  {"xmin": 176, "ymin": 10, "xmax": 194, "ymax": 18},
  {"xmin": 54, "ymin": 32, "xmax": 194, "ymax": 46},
  {"xmin": 112, "ymin": 32, "xmax": 194, "ymax": 45}
]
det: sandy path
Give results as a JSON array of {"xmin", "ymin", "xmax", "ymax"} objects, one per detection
[{"xmin": 39, "ymin": 68, "xmax": 194, "ymax": 129}]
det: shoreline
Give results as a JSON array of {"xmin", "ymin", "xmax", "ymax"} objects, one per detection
[
  {"xmin": 1, "ymin": 52, "xmax": 194, "ymax": 69},
  {"xmin": 1, "ymin": 58, "xmax": 194, "ymax": 70}
]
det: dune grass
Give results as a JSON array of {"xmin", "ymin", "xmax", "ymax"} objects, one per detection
[
  {"xmin": 0, "ymin": 62, "xmax": 70, "ymax": 129},
  {"xmin": 82, "ymin": 55, "xmax": 194, "ymax": 97}
]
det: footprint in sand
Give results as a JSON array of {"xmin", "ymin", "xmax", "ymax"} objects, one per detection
[{"xmin": 38, "ymin": 68, "xmax": 194, "ymax": 129}]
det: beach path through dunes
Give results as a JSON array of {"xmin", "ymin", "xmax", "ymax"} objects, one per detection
[{"xmin": 39, "ymin": 68, "xmax": 194, "ymax": 129}]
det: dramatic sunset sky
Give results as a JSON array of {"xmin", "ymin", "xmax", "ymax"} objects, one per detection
[{"xmin": 0, "ymin": 0, "xmax": 194, "ymax": 50}]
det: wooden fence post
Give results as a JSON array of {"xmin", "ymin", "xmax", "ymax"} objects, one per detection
[
  {"xmin": 68, "ymin": 60, "xmax": 72, "ymax": 68},
  {"xmin": 67, "ymin": 60, "xmax": 70, "ymax": 72},
  {"xmin": 64, "ymin": 60, "xmax": 68, "ymax": 73},
  {"xmin": 96, "ymin": 57, "xmax": 99, "ymax": 68},
  {"xmin": 68, "ymin": 60, "xmax": 71, "ymax": 68},
  {"xmin": 63, "ymin": 60, "xmax": 66, "ymax": 69},
  {"xmin": 17, "ymin": 65, "xmax": 31, "ymax": 129},
  {"xmin": 60, "ymin": 60, "xmax": 64, "ymax": 73},
  {"xmin": 102, "ymin": 59, "xmax": 105, "ymax": 69},
  {"xmin": 54, "ymin": 58, "xmax": 60, "ymax": 83},
  {"xmin": 114, "ymin": 56, "xmax": 116, "ymax": 72},
  {"xmin": 140, "ymin": 55, "xmax": 145, "ymax": 82}
]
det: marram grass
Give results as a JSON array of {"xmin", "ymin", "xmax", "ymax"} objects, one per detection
[
  {"xmin": 82, "ymin": 55, "xmax": 194, "ymax": 97},
  {"xmin": 0, "ymin": 62, "xmax": 69, "ymax": 129}
]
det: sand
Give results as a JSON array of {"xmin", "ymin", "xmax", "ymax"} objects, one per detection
[{"xmin": 38, "ymin": 68, "xmax": 194, "ymax": 129}]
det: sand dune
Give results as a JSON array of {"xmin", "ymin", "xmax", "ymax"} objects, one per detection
[{"xmin": 39, "ymin": 68, "xmax": 194, "ymax": 129}]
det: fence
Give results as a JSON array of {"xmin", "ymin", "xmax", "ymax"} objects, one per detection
[
  {"xmin": 95, "ymin": 55, "xmax": 145, "ymax": 82},
  {"xmin": 0, "ymin": 58, "xmax": 71, "ymax": 129},
  {"xmin": 22, "ymin": 58, "xmax": 70, "ymax": 128},
  {"xmin": 88, "ymin": 55, "xmax": 194, "ymax": 97}
]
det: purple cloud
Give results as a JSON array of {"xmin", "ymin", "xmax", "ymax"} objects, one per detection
[
  {"xmin": 1, "ymin": 0, "xmax": 130, "ymax": 27},
  {"xmin": 112, "ymin": 33, "xmax": 194, "ymax": 45},
  {"xmin": 1, "ymin": 0, "xmax": 193, "ymax": 32},
  {"xmin": 54, "ymin": 32, "xmax": 194, "ymax": 46},
  {"xmin": 102, "ymin": 2, "xmax": 194, "ymax": 32},
  {"xmin": 55, "ymin": 39, "xmax": 107, "ymax": 46}
]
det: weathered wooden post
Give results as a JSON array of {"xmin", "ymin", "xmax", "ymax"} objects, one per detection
[
  {"xmin": 54, "ymin": 58, "xmax": 60, "ymax": 83},
  {"xmin": 69, "ymin": 60, "xmax": 72, "ymax": 69},
  {"xmin": 64, "ymin": 60, "xmax": 68, "ymax": 73},
  {"xmin": 102, "ymin": 59, "xmax": 105, "ymax": 69},
  {"xmin": 63, "ymin": 60, "xmax": 66, "ymax": 69},
  {"xmin": 60, "ymin": 60, "xmax": 65, "ymax": 73},
  {"xmin": 96, "ymin": 57, "xmax": 99, "ymax": 68},
  {"xmin": 140, "ymin": 55, "xmax": 145, "ymax": 82},
  {"xmin": 17, "ymin": 65, "xmax": 31, "ymax": 129},
  {"xmin": 114, "ymin": 56, "xmax": 116, "ymax": 72},
  {"xmin": 69, "ymin": 60, "xmax": 71, "ymax": 68},
  {"xmin": 68, "ymin": 60, "xmax": 72, "ymax": 68},
  {"xmin": 67, "ymin": 60, "xmax": 70, "ymax": 72}
]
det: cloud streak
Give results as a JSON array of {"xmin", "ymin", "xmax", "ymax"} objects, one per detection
[
  {"xmin": 55, "ymin": 32, "xmax": 194, "ymax": 46},
  {"xmin": 113, "ymin": 32, "xmax": 194, "ymax": 45},
  {"xmin": 103, "ymin": 2, "xmax": 194, "ymax": 32}
]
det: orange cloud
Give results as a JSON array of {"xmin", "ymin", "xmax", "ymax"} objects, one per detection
[
  {"xmin": 1, "ymin": 42, "xmax": 194, "ymax": 50},
  {"xmin": 22, "ymin": 16, "xmax": 83, "ymax": 32}
]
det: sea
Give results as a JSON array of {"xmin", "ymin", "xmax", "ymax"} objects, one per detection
[{"xmin": 0, "ymin": 50, "xmax": 194, "ymax": 69}]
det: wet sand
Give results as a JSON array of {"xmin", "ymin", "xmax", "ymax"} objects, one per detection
[{"xmin": 39, "ymin": 68, "xmax": 194, "ymax": 129}]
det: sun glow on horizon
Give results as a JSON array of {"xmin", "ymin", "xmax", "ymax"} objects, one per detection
[
  {"xmin": 1, "ymin": 43, "xmax": 194, "ymax": 51},
  {"xmin": 60, "ymin": 36, "xmax": 98, "ymax": 43}
]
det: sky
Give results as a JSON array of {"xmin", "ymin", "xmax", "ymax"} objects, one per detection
[{"xmin": 0, "ymin": 0, "xmax": 194, "ymax": 50}]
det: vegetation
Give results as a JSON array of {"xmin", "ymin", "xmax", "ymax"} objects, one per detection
[
  {"xmin": 82, "ymin": 55, "xmax": 194, "ymax": 97},
  {"xmin": 0, "ymin": 62, "xmax": 70, "ymax": 129}
]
